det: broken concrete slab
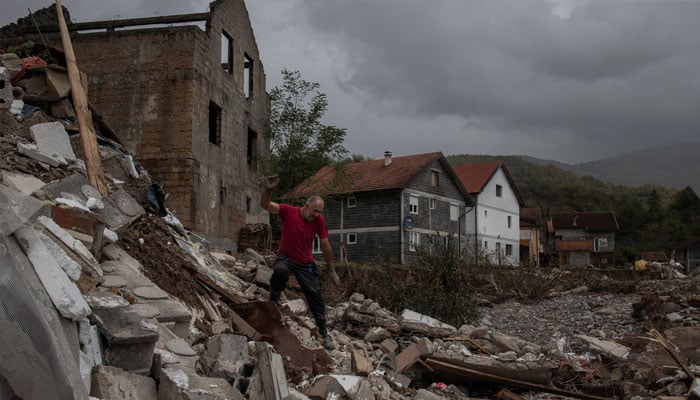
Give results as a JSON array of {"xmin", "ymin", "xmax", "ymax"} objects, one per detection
[
  {"xmin": 90, "ymin": 365, "xmax": 158, "ymax": 400},
  {"xmin": 350, "ymin": 345, "xmax": 373, "ymax": 376},
  {"xmin": 304, "ymin": 375, "xmax": 347, "ymax": 399},
  {"xmin": 133, "ymin": 286, "xmax": 170, "ymax": 300},
  {"xmin": 0, "ymin": 183, "xmax": 49, "ymax": 235},
  {"xmin": 1, "ymin": 170, "xmax": 45, "ymax": 195},
  {"xmin": 17, "ymin": 142, "xmax": 65, "ymax": 167},
  {"xmin": 0, "ymin": 235, "xmax": 89, "ymax": 400},
  {"xmin": 401, "ymin": 309, "xmax": 457, "ymax": 338},
  {"xmin": 256, "ymin": 342, "xmax": 290, "ymax": 400},
  {"xmin": 98, "ymin": 188, "xmax": 145, "ymax": 233},
  {"xmin": 166, "ymin": 338, "xmax": 197, "ymax": 356},
  {"xmin": 158, "ymin": 367, "xmax": 245, "ymax": 400},
  {"xmin": 30, "ymin": 121, "xmax": 76, "ymax": 162},
  {"xmin": 38, "ymin": 215, "xmax": 103, "ymax": 276},
  {"xmin": 15, "ymin": 225, "xmax": 91, "ymax": 321},
  {"xmin": 575, "ymin": 334, "xmax": 630, "ymax": 361},
  {"xmin": 85, "ymin": 292, "xmax": 131, "ymax": 309},
  {"xmin": 143, "ymin": 299, "xmax": 192, "ymax": 339}
]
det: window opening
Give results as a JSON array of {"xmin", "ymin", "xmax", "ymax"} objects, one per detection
[
  {"xmin": 208, "ymin": 101, "xmax": 222, "ymax": 145},
  {"xmin": 508, "ymin": 215, "xmax": 512, "ymax": 228},
  {"xmin": 450, "ymin": 204, "xmax": 458, "ymax": 221},
  {"xmin": 505, "ymin": 244, "xmax": 513, "ymax": 256},
  {"xmin": 247, "ymin": 128, "xmax": 257, "ymax": 166},
  {"xmin": 409, "ymin": 196, "xmax": 418, "ymax": 214},
  {"xmin": 347, "ymin": 233, "xmax": 357, "ymax": 244},
  {"xmin": 244, "ymin": 53, "xmax": 253, "ymax": 98},
  {"xmin": 496, "ymin": 184, "xmax": 503, "ymax": 197},
  {"xmin": 431, "ymin": 170, "xmax": 440, "ymax": 187},
  {"xmin": 347, "ymin": 196, "xmax": 357, "ymax": 208},
  {"xmin": 221, "ymin": 31, "xmax": 233, "ymax": 74},
  {"xmin": 219, "ymin": 186, "xmax": 226, "ymax": 205},
  {"xmin": 409, "ymin": 231, "xmax": 420, "ymax": 252}
]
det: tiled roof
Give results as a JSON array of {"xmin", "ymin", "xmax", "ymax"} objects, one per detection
[
  {"xmin": 551, "ymin": 212, "xmax": 619, "ymax": 231},
  {"xmin": 452, "ymin": 161, "xmax": 501, "ymax": 193},
  {"xmin": 520, "ymin": 207, "xmax": 542, "ymax": 225},
  {"xmin": 676, "ymin": 237, "xmax": 700, "ymax": 250},
  {"xmin": 452, "ymin": 161, "xmax": 525, "ymax": 206},
  {"xmin": 556, "ymin": 240, "xmax": 593, "ymax": 251},
  {"xmin": 286, "ymin": 152, "xmax": 459, "ymax": 199}
]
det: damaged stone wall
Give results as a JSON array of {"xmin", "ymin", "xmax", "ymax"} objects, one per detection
[{"xmin": 4, "ymin": 0, "xmax": 271, "ymax": 249}]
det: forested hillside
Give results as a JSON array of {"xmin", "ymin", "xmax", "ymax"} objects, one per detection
[{"xmin": 446, "ymin": 154, "xmax": 700, "ymax": 263}]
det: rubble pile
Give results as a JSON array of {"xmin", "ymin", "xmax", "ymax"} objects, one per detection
[{"xmin": 1, "ymin": 48, "xmax": 700, "ymax": 400}]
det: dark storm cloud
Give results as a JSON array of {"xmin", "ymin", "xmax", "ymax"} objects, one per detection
[
  {"xmin": 3, "ymin": 0, "xmax": 699, "ymax": 162},
  {"xmin": 299, "ymin": 0, "xmax": 700, "ymax": 160}
]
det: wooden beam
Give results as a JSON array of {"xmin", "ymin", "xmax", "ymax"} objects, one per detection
[
  {"xmin": 19, "ymin": 12, "xmax": 209, "ymax": 34},
  {"xmin": 55, "ymin": 0, "xmax": 107, "ymax": 195}
]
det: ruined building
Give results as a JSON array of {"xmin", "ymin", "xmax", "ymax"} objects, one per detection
[{"xmin": 2, "ymin": 0, "xmax": 270, "ymax": 249}]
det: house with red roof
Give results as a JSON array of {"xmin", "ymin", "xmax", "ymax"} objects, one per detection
[
  {"xmin": 452, "ymin": 161, "xmax": 524, "ymax": 266},
  {"xmin": 549, "ymin": 212, "xmax": 618, "ymax": 267},
  {"xmin": 285, "ymin": 151, "xmax": 472, "ymax": 264}
]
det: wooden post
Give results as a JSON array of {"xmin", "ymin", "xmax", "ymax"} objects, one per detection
[{"xmin": 55, "ymin": 0, "xmax": 107, "ymax": 195}]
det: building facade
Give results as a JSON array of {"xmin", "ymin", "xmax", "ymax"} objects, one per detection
[
  {"xmin": 453, "ymin": 161, "xmax": 523, "ymax": 266},
  {"xmin": 6, "ymin": 0, "xmax": 271, "ymax": 249},
  {"xmin": 286, "ymin": 152, "xmax": 472, "ymax": 264}
]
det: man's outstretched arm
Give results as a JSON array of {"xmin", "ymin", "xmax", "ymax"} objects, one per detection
[{"xmin": 261, "ymin": 175, "xmax": 280, "ymax": 214}]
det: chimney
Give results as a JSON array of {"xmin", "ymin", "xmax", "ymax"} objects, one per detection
[{"xmin": 384, "ymin": 151, "xmax": 392, "ymax": 167}]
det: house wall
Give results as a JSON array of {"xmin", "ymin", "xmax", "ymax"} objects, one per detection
[
  {"xmin": 320, "ymin": 158, "xmax": 468, "ymax": 264},
  {"xmin": 324, "ymin": 191, "xmax": 403, "ymax": 263},
  {"xmin": 401, "ymin": 160, "xmax": 466, "ymax": 264},
  {"xmin": 51, "ymin": 0, "xmax": 270, "ymax": 248},
  {"xmin": 469, "ymin": 168, "xmax": 520, "ymax": 266},
  {"xmin": 520, "ymin": 226, "xmax": 541, "ymax": 266}
]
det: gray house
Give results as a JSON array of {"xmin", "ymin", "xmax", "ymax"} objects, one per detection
[
  {"xmin": 286, "ymin": 152, "xmax": 473, "ymax": 264},
  {"xmin": 550, "ymin": 212, "xmax": 618, "ymax": 268}
]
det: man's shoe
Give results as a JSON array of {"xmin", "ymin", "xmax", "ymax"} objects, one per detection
[{"xmin": 322, "ymin": 335, "xmax": 335, "ymax": 350}]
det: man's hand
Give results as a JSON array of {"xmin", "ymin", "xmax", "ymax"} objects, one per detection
[
  {"xmin": 263, "ymin": 175, "xmax": 280, "ymax": 190},
  {"xmin": 328, "ymin": 268, "xmax": 341, "ymax": 285}
]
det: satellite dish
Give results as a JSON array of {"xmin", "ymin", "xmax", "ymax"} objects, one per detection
[{"xmin": 404, "ymin": 216, "xmax": 415, "ymax": 230}]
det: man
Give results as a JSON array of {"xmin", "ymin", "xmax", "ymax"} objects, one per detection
[{"xmin": 260, "ymin": 175, "xmax": 340, "ymax": 350}]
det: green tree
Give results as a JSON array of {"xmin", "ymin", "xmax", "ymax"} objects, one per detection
[{"xmin": 268, "ymin": 69, "xmax": 348, "ymax": 197}]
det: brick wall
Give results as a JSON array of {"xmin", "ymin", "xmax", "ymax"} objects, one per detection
[{"xmin": 32, "ymin": 0, "xmax": 272, "ymax": 246}]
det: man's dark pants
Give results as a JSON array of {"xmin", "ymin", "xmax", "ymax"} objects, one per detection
[{"xmin": 269, "ymin": 255, "xmax": 328, "ymax": 337}]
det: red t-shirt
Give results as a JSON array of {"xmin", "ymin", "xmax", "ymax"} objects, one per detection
[{"xmin": 277, "ymin": 203, "xmax": 329, "ymax": 264}]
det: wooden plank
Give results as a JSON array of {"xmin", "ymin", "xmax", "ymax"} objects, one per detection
[{"xmin": 55, "ymin": 0, "xmax": 107, "ymax": 195}]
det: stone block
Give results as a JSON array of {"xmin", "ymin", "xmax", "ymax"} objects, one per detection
[
  {"xmin": 145, "ymin": 299, "xmax": 192, "ymax": 339},
  {"xmin": 158, "ymin": 368, "xmax": 245, "ymax": 400},
  {"xmin": 0, "ymin": 183, "xmax": 49, "ymax": 235},
  {"xmin": 30, "ymin": 121, "xmax": 76, "ymax": 162},
  {"xmin": 98, "ymin": 188, "xmax": 145, "ymax": 233},
  {"xmin": 90, "ymin": 365, "xmax": 157, "ymax": 400},
  {"xmin": 17, "ymin": 142, "xmax": 64, "ymax": 166},
  {"xmin": 1, "ymin": 171, "xmax": 45, "ymax": 195},
  {"xmin": 206, "ymin": 334, "xmax": 249, "ymax": 364},
  {"xmin": 91, "ymin": 308, "xmax": 159, "ymax": 374}
]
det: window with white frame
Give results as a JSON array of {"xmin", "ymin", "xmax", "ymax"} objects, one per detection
[
  {"xmin": 496, "ymin": 184, "xmax": 503, "ymax": 197},
  {"xmin": 409, "ymin": 196, "xmax": 419, "ymax": 214},
  {"xmin": 409, "ymin": 231, "xmax": 420, "ymax": 251},
  {"xmin": 312, "ymin": 235, "xmax": 321, "ymax": 254},
  {"xmin": 505, "ymin": 244, "xmax": 513, "ymax": 256},
  {"xmin": 450, "ymin": 204, "xmax": 459, "ymax": 221},
  {"xmin": 347, "ymin": 233, "xmax": 357, "ymax": 244},
  {"xmin": 347, "ymin": 196, "xmax": 356, "ymax": 208},
  {"xmin": 429, "ymin": 198, "xmax": 436, "ymax": 210}
]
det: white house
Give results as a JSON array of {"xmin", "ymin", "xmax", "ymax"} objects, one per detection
[{"xmin": 453, "ymin": 161, "xmax": 524, "ymax": 266}]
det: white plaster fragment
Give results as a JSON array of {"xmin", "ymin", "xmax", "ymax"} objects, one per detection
[{"xmin": 163, "ymin": 368, "xmax": 189, "ymax": 389}]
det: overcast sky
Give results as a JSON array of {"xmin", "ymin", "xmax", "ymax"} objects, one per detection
[{"xmin": 3, "ymin": 0, "xmax": 699, "ymax": 164}]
